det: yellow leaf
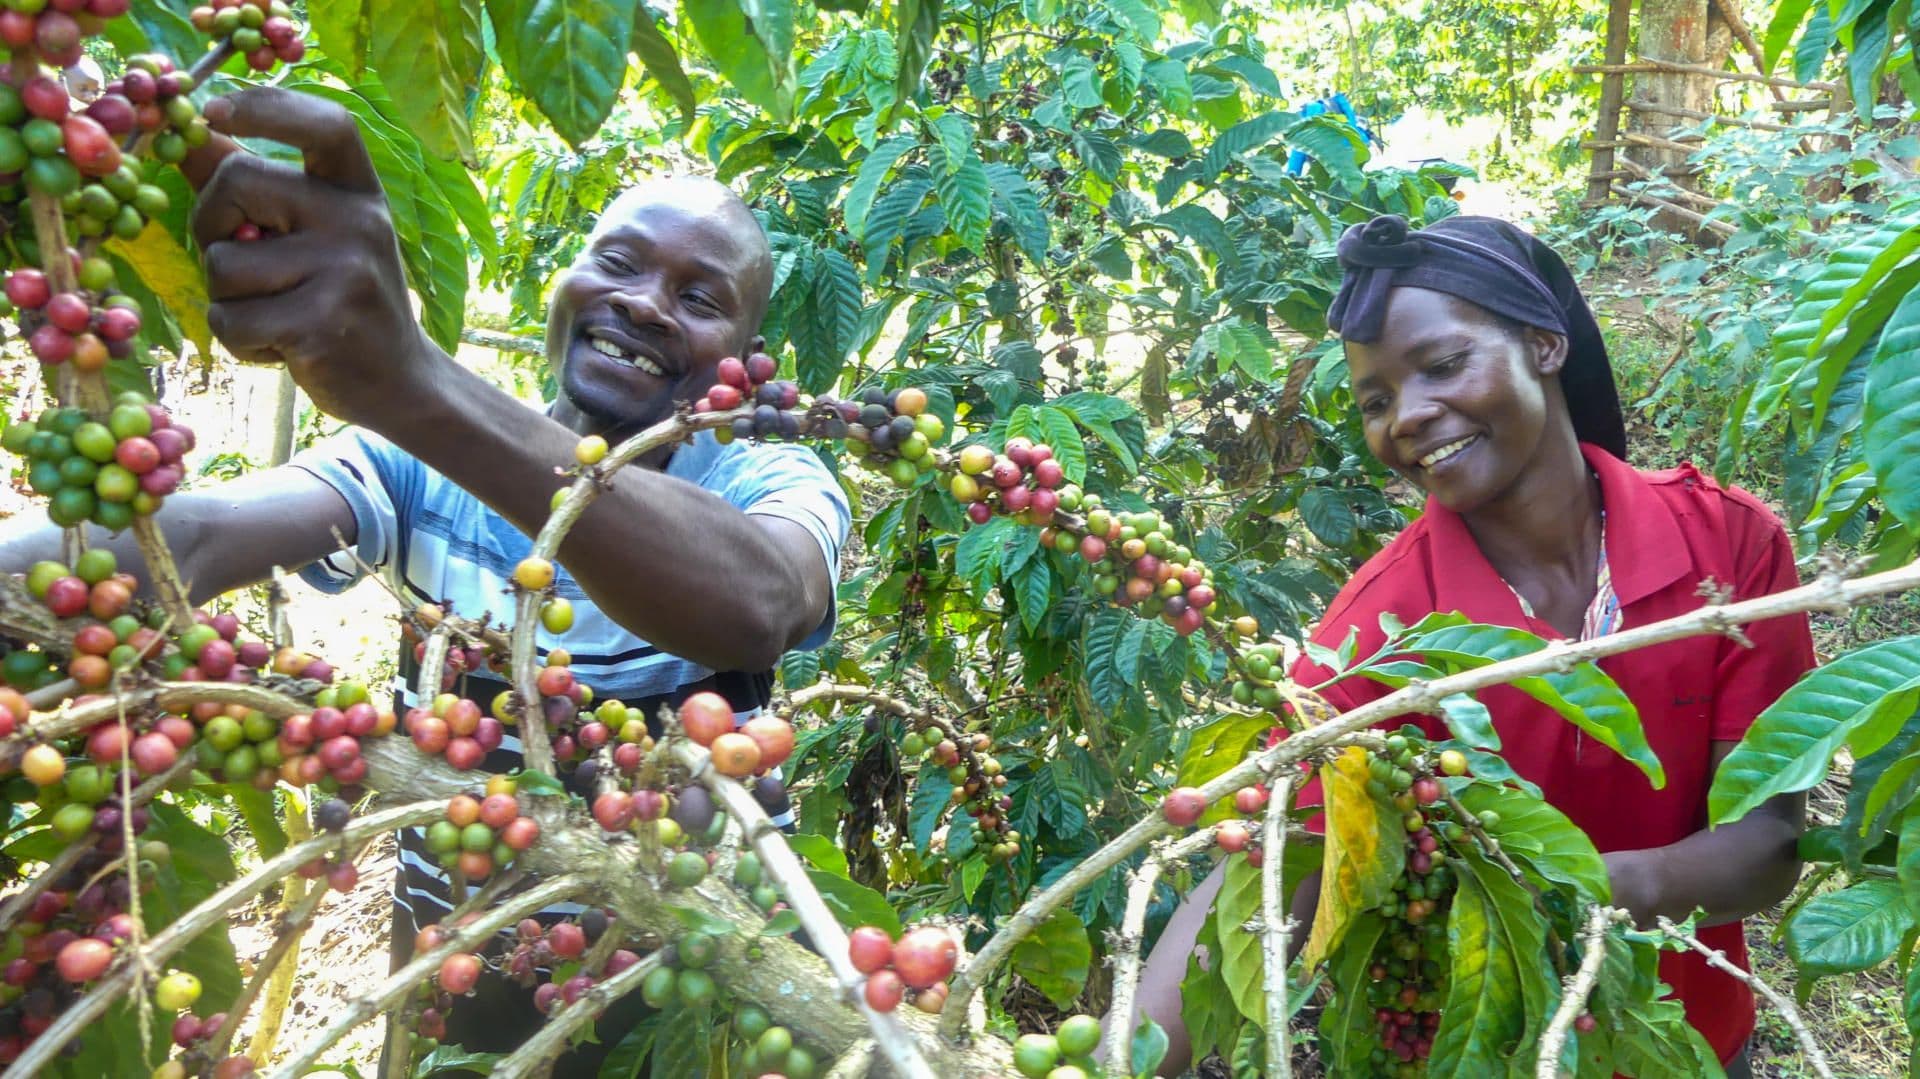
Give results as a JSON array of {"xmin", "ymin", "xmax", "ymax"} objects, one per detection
[
  {"xmin": 1303, "ymin": 746, "xmax": 1405, "ymax": 968},
  {"xmin": 106, "ymin": 224, "xmax": 211, "ymax": 362}
]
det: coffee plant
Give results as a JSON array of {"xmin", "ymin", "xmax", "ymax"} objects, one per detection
[{"xmin": 0, "ymin": 0, "xmax": 1911, "ymax": 1076}]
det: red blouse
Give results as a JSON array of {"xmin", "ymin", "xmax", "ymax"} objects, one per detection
[{"xmin": 1288, "ymin": 443, "xmax": 1815, "ymax": 1063}]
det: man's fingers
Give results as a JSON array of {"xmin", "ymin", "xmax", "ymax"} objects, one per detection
[
  {"xmin": 202, "ymin": 232, "xmax": 321, "ymax": 304},
  {"xmin": 178, "ymin": 129, "xmax": 246, "ymax": 192},
  {"xmin": 189, "ymin": 152, "xmax": 320, "ymax": 249},
  {"xmin": 202, "ymin": 87, "xmax": 383, "ymax": 195},
  {"xmin": 205, "ymin": 288, "xmax": 314, "ymax": 364}
]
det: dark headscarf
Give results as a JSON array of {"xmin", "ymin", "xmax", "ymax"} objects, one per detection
[{"xmin": 1326, "ymin": 214, "xmax": 1626, "ymax": 460}]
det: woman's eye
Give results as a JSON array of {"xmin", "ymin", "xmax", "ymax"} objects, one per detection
[
  {"xmin": 596, "ymin": 252, "xmax": 633, "ymax": 274},
  {"xmin": 1361, "ymin": 396, "xmax": 1389, "ymax": 417},
  {"xmin": 684, "ymin": 292, "xmax": 719, "ymax": 313}
]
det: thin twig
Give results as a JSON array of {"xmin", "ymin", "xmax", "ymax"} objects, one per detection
[
  {"xmin": 1104, "ymin": 829, "xmax": 1218, "ymax": 1076},
  {"xmin": 263, "ymin": 874, "xmax": 588, "ymax": 1079},
  {"xmin": 823, "ymin": 1039, "xmax": 877, "ymax": 1079},
  {"xmin": 1654, "ymin": 916, "xmax": 1834, "ymax": 1078},
  {"xmin": 1537, "ymin": 905, "xmax": 1626, "ymax": 1078},
  {"xmin": 488, "ymin": 948, "xmax": 668, "ymax": 1079},
  {"xmin": 1261, "ymin": 776, "xmax": 1298, "ymax": 1077},
  {"xmin": 670, "ymin": 738, "xmax": 938, "ymax": 1079}
]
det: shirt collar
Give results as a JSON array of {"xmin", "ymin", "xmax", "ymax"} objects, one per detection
[{"xmin": 1421, "ymin": 442, "xmax": 1690, "ymax": 622}]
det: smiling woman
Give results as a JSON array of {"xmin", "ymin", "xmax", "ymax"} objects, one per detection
[
  {"xmin": 544, "ymin": 176, "xmax": 775, "ymax": 445},
  {"xmin": 1134, "ymin": 215, "xmax": 1814, "ymax": 1077}
]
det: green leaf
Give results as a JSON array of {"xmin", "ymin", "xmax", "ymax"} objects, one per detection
[
  {"xmin": 1899, "ymin": 804, "xmax": 1920, "ymax": 921},
  {"xmin": 1429, "ymin": 846, "xmax": 1553, "ymax": 1074},
  {"xmin": 1392, "ymin": 622, "xmax": 1662, "ymax": 788},
  {"xmin": 1297, "ymin": 486, "xmax": 1357, "ymax": 547},
  {"xmin": 106, "ymin": 223, "xmax": 210, "ymax": 362},
  {"xmin": 1197, "ymin": 110, "xmax": 1292, "ymax": 182},
  {"xmin": 1318, "ymin": 911, "xmax": 1389, "ymax": 1072},
  {"xmin": 1061, "ymin": 53, "xmax": 1104, "ymax": 107},
  {"xmin": 1864, "ymin": 288, "xmax": 1920, "ymax": 529},
  {"xmin": 1285, "ymin": 115, "xmax": 1367, "ymax": 189},
  {"xmin": 1017, "ymin": 559, "xmax": 1051, "ymax": 633},
  {"xmin": 487, "ymin": 0, "xmax": 632, "ymax": 147},
  {"xmin": 630, "ymin": 4, "xmax": 696, "ymax": 127},
  {"xmin": 1764, "ymin": 0, "xmax": 1818, "ymax": 68},
  {"xmin": 1071, "ymin": 128, "xmax": 1122, "ymax": 181},
  {"xmin": 1158, "ymin": 204, "xmax": 1239, "ymax": 271},
  {"xmin": 760, "ymin": 909, "xmax": 803, "ymax": 936},
  {"xmin": 597, "ymin": 1014, "xmax": 660, "ymax": 1079},
  {"xmin": 893, "ymin": 0, "xmax": 941, "ymax": 112},
  {"xmin": 1103, "ymin": 0, "xmax": 1160, "ymax": 40},
  {"xmin": 228, "ymin": 785, "xmax": 288, "ymax": 860},
  {"xmin": 1036, "ymin": 405, "xmax": 1087, "ymax": 483},
  {"xmin": 1846, "ymin": 0, "xmax": 1893, "ymax": 121},
  {"xmin": 928, "ymin": 138, "xmax": 989, "ymax": 250},
  {"xmin": 1212, "ymin": 853, "xmax": 1270, "ymax": 1022},
  {"xmin": 1130, "ymin": 1013, "xmax": 1170, "ymax": 1078},
  {"xmin": 411, "ymin": 1047, "xmax": 507, "ymax": 1077},
  {"xmin": 1457, "ymin": 783, "xmax": 1610, "ymax": 902},
  {"xmin": 366, "ymin": 0, "xmax": 483, "ymax": 162},
  {"xmin": 1176, "ymin": 713, "xmax": 1272, "ymax": 803},
  {"xmin": 1784, "ymin": 877, "xmax": 1912, "ymax": 976},
  {"xmin": 685, "ymin": 0, "xmax": 793, "ymax": 122},
  {"xmin": 1795, "ymin": 4, "xmax": 1836, "ymax": 84},
  {"xmin": 1609, "ymin": 1001, "xmax": 1724, "ymax": 1078},
  {"xmin": 1009, "ymin": 907, "xmax": 1091, "ymax": 1007},
  {"xmin": 804, "ymin": 868, "xmax": 900, "ymax": 934},
  {"xmin": 1709, "ymin": 636, "xmax": 1920, "ymax": 824},
  {"xmin": 309, "ymin": 0, "xmax": 370, "ymax": 76},
  {"xmin": 513, "ymin": 769, "xmax": 569, "ymax": 796},
  {"xmin": 788, "ymin": 832, "xmax": 850, "ymax": 876},
  {"xmin": 845, "ymin": 136, "xmax": 915, "ymax": 242},
  {"xmin": 985, "ymin": 162, "xmax": 1050, "ymax": 264},
  {"xmin": 1436, "ymin": 693, "xmax": 1498, "ymax": 750}
]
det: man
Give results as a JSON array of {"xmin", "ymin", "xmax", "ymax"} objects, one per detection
[{"xmin": 0, "ymin": 88, "xmax": 850, "ymax": 1073}]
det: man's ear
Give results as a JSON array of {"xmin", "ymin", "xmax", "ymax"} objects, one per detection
[{"xmin": 1528, "ymin": 327, "xmax": 1569, "ymax": 377}]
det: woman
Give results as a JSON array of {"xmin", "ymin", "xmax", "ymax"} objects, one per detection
[{"xmin": 1134, "ymin": 215, "xmax": 1810, "ymax": 1076}]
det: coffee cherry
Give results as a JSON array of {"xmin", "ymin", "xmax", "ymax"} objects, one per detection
[
  {"xmin": 847, "ymin": 925, "xmax": 894, "ymax": 974},
  {"xmin": 678, "ymin": 692, "xmax": 733, "ymax": 746},
  {"xmin": 1214, "ymin": 820, "xmax": 1252, "ymax": 853},
  {"xmin": 864, "ymin": 969, "xmax": 905, "ymax": 1011},
  {"xmin": 710, "ymin": 732, "xmax": 761, "ymax": 777},
  {"xmin": 891, "ymin": 926, "xmax": 958, "ymax": 989},
  {"xmin": 513, "ymin": 557, "xmax": 554, "ymax": 590},
  {"xmin": 1439, "ymin": 750, "xmax": 1469, "ymax": 777},
  {"xmin": 1161, "ymin": 786, "xmax": 1206, "ymax": 827},
  {"xmin": 437, "ymin": 953, "xmax": 481, "ymax": 995}
]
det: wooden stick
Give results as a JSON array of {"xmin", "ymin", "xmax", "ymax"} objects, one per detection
[
  {"xmin": 1706, "ymin": 0, "xmax": 1787, "ymax": 101},
  {"xmin": 1586, "ymin": 0, "xmax": 1635, "ymax": 202},
  {"xmin": 1573, "ymin": 60, "xmax": 1833, "ymax": 91},
  {"xmin": 1616, "ymin": 158, "xmax": 1726, "ymax": 211},
  {"xmin": 1608, "ymin": 183, "xmax": 1738, "ymax": 236},
  {"xmin": 1622, "ymin": 98, "xmax": 1796, "ymax": 132}
]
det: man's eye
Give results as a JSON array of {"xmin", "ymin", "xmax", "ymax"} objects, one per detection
[
  {"xmin": 684, "ymin": 292, "xmax": 719, "ymax": 312},
  {"xmin": 596, "ymin": 252, "xmax": 633, "ymax": 274},
  {"xmin": 1361, "ymin": 396, "xmax": 1389, "ymax": 417}
]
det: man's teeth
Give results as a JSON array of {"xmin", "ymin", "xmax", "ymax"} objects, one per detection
[
  {"xmin": 1418, "ymin": 436, "xmax": 1476, "ymax": 469},
  {"xmin": 586, "ymin": 336, "xmax": 665, "ymax": 376}
]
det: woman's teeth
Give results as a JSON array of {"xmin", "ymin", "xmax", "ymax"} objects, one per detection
[
  {"xmin": 1419, "ymin": 436, "xmax": 1477, "ymax": 469},
  {"xmin": 587, "ymin": 336, "xmax": 665, "ymax": 376}
]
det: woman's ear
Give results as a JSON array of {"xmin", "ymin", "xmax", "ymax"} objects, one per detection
[{"xmin": 1527, "ymin": 326, "xmax": 1570, "ymax": 377}]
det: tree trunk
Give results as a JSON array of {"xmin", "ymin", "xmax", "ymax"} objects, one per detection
[{"xmin": 1629, "ymin": 0, "xmax": 1733, "ymax": 232}]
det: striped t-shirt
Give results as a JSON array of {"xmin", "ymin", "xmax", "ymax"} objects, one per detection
[{"xmin": 290, "ymin": 424, "xmax": 849, "ymax": 929}]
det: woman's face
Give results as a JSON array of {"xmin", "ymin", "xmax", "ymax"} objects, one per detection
[{"xmin": 1344, "ymin": 287, "xmax": 1569, "ymax": 514}]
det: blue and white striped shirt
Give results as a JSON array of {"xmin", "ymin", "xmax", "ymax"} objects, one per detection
[{"xmin": 291, "ymin": 424, "xmax": 849, "ymax": 925}]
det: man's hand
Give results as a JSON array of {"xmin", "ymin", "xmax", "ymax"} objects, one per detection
[{"xmin": 189, "ymin": 87, "xmax": 441, "ymax": 430}]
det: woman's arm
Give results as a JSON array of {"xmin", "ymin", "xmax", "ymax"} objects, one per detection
[{"xmin": 1603, "ymin": 741, "xmax": 1804, "ymax": 928}]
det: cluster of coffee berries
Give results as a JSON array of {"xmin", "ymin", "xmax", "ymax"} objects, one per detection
[
  {"xmin": 188, "ymin": 0, "xmax": 305, "ymax": 69},
  {"xmin": 5, "ymin": 394, "xmax": 188, "ymax": 527},
  {"xmin": 731, "ymin": 1007, "xmax": 817, "ymax": 1078},
  {"xmin": 1211, "ymin": 784, "xmax": 1273, "ymax": 865},
  {"xmin": 0, "ymin": 0, "xmax": 126, "ymax": 68},
  {"xmin": 949, "ymin": 436, "xmax": 1072, "ymax": 525},
  {"xmin": 404, "ymin": 690, "xmax": 505, "ymax": 771},
  {"xmin": 96, "ymin": 55, "xmax": 209, "ymax": 165},
  {"xmin": 832, "ymin": 386, "xmax": 948, "ymax": 489},
  {"xmin": 1075, "ymin": 504, "xmax": 1218, "ymax": 634},
  {"xmin": 422, "ymin": 785, "xmax": 541, "ymax": 881},
  {"xmin": 157, "ymin": 1014, "xmax": 256, "ymax": 1079},
  {"xmin": 900, "ymin": 726, "xmax": 1018, "ymax": 859},
  {"xmin": 1226, "ymin": 636, "xmax": 1298, "ymax": 710},
  {"xmin": 402, "ymin": 603, "xmax": 504, "ymax": 691},
  {"xmin": 254, "ymin": 683, "xmax": 394, "ymax": 791},
  {"xmin": 1013, "ymin": 1014, "xmax": 1104, "ymax": 1079},
  {"xmin": 676, "ymin": 691, "xmax": 795, "ymax": 780},
  {"xmin": 846, "ymin": 924, "xmax": 959, "ymax": 1013},
  {"xmin": 0, "ymin": 843, "xmax": 152, "ymax": 1061},
  {"xmin": 59, "ymin": 164, "xmax": 171, "ymax": 244},
  {"xmin": 731, "ymin": 849, "xmax": 787, "ymax": 914}
]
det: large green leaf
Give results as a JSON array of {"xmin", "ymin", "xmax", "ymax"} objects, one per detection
[
  {"xmin": 1709, "ymin": 636, "xmax": 1920, "ymax": 824},
  {"xmin": 309, "ymin": 0, "xmax": 370, "ymax": 76},
  {"xmin": 892, "ymin": 0, "xmax": 941, "ymax": 112},
  {"xmin": 844, "ymin": 135, "xmax": 915, "ymax": 242},
  {"xmin": 1175, "ymin": 713, "xmax": 1271, "ymax": 814},
  {"xmin": 1317, "ymin": 911, "xmax": 1388, "ymax": 1072},
  {"xmin": 1285, "ymin": 115, "xmax": 1367, "ymax": 189},
  {"xmin": 1196, "ymin": 110, "xmax": 1292, "ymax": 182},
  {"xmin": 1800, "ymin": 227, "xmax": 1920, "ymax": 435},
  {"xmin": 1009, "ymin": 907, "xmax": 1091, "ymax": 1007},
  {"xmin": 1763, "ymin": 0, "xmax": 1817, "ymax": 68},
  {"xmin": 928, "ymin": 138, "xmax": 989, "ymax": 250},
  {"xmin": 106, "ymin": 223, "xmax": 210, "ymax": 362},
  {"xmin": 630, "ymin": 3, "xmax": 697, "ymax": 126},
  {"xmin": 366, "ymin": 0, "xmax": 483, "ymax": 162},
  {"xmin": 1457, "ymin": 783, "xmax": 1610, "ymax": 903},
  {"xmin": 1609, "ymin": 1003, "xmax": 1725, "ymax": 1078},
  {"xmin": 685, "ymin": 0, "xmax": 793, "ymax": 122},
  {"xmin": 1385, "ymin": 623, "xmax": 1662, "ymax": 788},
  {"xmin": 487, "ymin": 0, "xmax": 632, "ymax": 147},
  {"xmin": 1784, "ymin": 877, "xmax": 1912, "ymax": 976},
  {"xmin": 1213, "ymin": 851, "xmax": 1269, "ymax": 1023},
  {"xmin": 1794, "ymin": 3, "xmax": 1836, "ymax": 82},
  {"xmin": 1864, "ymin": 287, "xmax": 1920, "ymax": 529},
  {"xmin": 1899, "ymin": 804, "xmax": 1920, "ymax": 921},
  {"xmin": 1429, "ymin": 846, "xmax": 1552, "ymax": 1074},
  {"xmin": 803, "ymin": 868, "xmax": 900, "ymax": 934}
]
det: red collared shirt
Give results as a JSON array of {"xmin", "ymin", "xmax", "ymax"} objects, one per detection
[{"xmin": 1288, "ymin": 443, "xmax": 1814, "ymax": 1064}]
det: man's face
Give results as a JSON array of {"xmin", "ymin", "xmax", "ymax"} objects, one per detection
[{"xmin": 545, "ymin": 180, "xmax": 771, "ymax": 439}]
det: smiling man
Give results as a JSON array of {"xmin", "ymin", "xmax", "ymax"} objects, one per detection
[{"xmin": 0, "ymin": 89, "xmax": 850, "ymax": 1074}]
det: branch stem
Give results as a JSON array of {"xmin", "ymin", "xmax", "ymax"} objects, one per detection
[
  {"xmin": 1261, "ymin": 777, "xmax": 1297, "ymax": 1078},
  {"xmin": 488, "ymin": 948, "xmax": 668, "ymax": 1079},
  {"xmin": 1654, "ymin": 916, "xmax": 1833, "ymax": 1079},
  {"xmin": 1536, "ymin": 905, "xmax": 1625, "ymax": 1078},
  {"xmin": 1103, "ymin": 829, "xmax": 1217, "ymax": 1076}
]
